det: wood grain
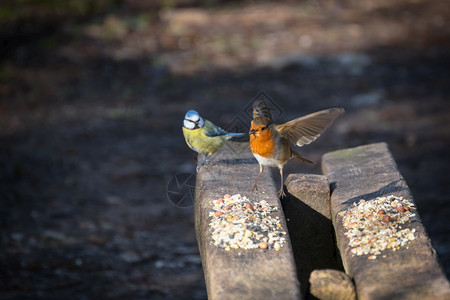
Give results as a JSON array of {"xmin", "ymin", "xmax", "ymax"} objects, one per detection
[
  {"xmin": 195, "ymin": 142, "xmax": 301, "ymax": 299},
  {"xmin": 322, "ymin": 143, "xmax": 450, "ymax": 300}
]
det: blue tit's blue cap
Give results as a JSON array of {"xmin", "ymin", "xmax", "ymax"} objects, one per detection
[{"xmin": 185, "ymin": 110, "xmax": 200, "ymax": 121}]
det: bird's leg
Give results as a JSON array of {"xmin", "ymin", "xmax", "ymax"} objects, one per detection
[
  {"xmin": 252, "ymin": 164, "xmax": 264, "ymax": 191},
  {"xmin": 196, "ymin": 154, "xmax": 208, "ymax": 172},
  {"xmin": 278, "ymin": 167, "xmax": 286, "ymax": 198}
]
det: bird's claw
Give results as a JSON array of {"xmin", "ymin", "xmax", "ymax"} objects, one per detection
[
  {"xmin": 196, "ymin": 156, "xmax": 209, "ymax": 172},
  {"xmin": 278, "ymin": 187, "xmax": 286, "ymax": 198}
]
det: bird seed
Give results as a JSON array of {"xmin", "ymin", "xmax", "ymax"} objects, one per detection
[
  {"xmin": 340, "ymin": 195, "xmax": 417, "ymax": 259},
  {"xmin": 209, "ymin": 194, "xmax": 286, "ymax": 251}
]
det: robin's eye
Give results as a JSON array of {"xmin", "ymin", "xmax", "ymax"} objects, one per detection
[{"xmin": 261, "ymin": 126, "xmax": 266, "ymax": 131}]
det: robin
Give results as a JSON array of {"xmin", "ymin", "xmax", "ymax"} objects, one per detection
[
  {"xmin": 183, "ymin": 110, "xmax": 245, "ymax": 171},
  {"xmin": 249, "ymin": 100, "xmax": 344, "ymax": 197}
]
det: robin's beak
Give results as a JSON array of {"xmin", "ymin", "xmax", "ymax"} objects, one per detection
[{"xmin": 249, "ymin": 128, "xmax": 256, "ymax": 135}]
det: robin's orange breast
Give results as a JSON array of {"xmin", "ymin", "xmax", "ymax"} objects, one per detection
[{"xmin": 249, "ymin": 128, "xmax": 275, "ymax": 158}]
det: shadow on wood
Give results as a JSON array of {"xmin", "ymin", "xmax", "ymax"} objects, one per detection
[{"xmin": 283, "ymin": 174, "xmax": 344, "ymax": 299}]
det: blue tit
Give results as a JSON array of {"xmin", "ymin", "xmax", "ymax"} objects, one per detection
[{"xmin": 182, "ymin": 110, "xmax": 245, "ymax": 171}]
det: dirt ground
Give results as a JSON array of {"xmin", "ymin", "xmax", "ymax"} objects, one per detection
[{"xmin": 1, "ymin": 0, "xmax": 449, "ymax": 298}]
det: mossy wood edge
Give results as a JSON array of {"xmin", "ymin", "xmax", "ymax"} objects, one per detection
[{"xmin": 322, "ymin": 142, "xmax": 450, "ymax": 300}]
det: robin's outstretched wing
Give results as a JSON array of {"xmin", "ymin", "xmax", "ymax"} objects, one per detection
[
  {"xmin": 276, "ymin": 108, "xmax": 344, "ymax": 147},
  {"xmin": 252, "ymin": 100, "xmax": 272, "ymax": 122}
]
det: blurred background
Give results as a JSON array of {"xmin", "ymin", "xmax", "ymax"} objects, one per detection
[{"xmin": 1, "ymin": 0, "xmax": 449, "ymax": 298}]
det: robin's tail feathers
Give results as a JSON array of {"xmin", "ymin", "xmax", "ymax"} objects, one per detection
[{"xmin": 291, "ymin": 150, "xmax": 314, "ymax": 164}]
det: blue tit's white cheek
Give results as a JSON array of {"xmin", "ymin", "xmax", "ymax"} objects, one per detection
[{"xmin": 184, "ymin": 119, "xmax": 195, "ymax": 129}]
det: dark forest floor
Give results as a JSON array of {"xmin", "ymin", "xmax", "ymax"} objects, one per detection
[{"xmin": 1, "ymin": 1, "xmax": 449, "ymax": 298}]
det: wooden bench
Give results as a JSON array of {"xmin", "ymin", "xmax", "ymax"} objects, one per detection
[
  {"xmin": 195, "ymin": 142, "xmax": 300, "ymax": 299},
  {"xmin": 322, "ymin": 143, "xmax": 450, "ymax": 299},
  {"xmin": 194, "ymin": 141, "xmax": 450, "ymax": 299}
]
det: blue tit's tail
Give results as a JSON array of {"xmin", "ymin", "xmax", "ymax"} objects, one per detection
[
  {"xmin": 225, "ymin": 132, "xmax": 246, "ymax": 138},
  {"xmin": 206, "ymin": 128, "xmax": 246, "ymax": 139},
  {"xmin": 225, "ymin": 132, "xmax": 247, "ymax": 140}
]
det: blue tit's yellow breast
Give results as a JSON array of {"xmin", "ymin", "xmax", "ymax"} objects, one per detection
[{"xmin": 183, "ymin": 126, "xmax": 225, "ymax": 155}]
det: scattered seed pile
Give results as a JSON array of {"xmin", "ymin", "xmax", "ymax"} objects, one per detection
[
  {"xmin": 341, "ymin": 195, "xmax": 417, "ymax": 259},
  {"xmin": 209, "ymin": 194, "xmax": 286, "ymax": 251}
]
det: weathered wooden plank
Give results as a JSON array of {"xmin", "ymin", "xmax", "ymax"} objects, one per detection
[
  {"xmin": 284, "ymin": 174, "xmax": 344, "ymax": 297},
  {"xmin": 195, "ymin": 142, "xmax": 301, "ymax": 300},
  {"xmin": 322, "ymin": 143, "xmax": 450, "ymax": 299},
  {"xmin": 309, "ymin": 269, "xmax": 356, "ymax": 300},
  {"xmin": 285, "ymin": 174, "xmax": 332, "ymax": 219}
]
